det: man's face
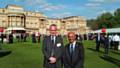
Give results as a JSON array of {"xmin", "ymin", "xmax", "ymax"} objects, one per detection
[
  {"xmin": 50, "ymin": 30, "xmax": 57, "ymax": 35},
  {"xmin": 68, "ymin": 32, "xmax": 76, "ymax": 43},
  {"xmin": 49, "ymin": 25, "xmax": 57, "ymax": 35}
]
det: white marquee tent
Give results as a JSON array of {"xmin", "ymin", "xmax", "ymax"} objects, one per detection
[
  {"xmin": 6, "ymin": 27, "xmax": 26, "ymax": 31},
  {"xmin": 92, "ymin": 28, "xmax": 120, "ymax": 33},
  {"xmin": 5, "ymin": 27, "xmax": 26, "ymax": 34}
]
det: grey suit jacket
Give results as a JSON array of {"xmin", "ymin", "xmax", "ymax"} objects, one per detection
[
  {"xmin": 63, "ymin": 42, "xmax": 84, "ymax": 68},
  {"xmin": 42, "ymin": 35, "xmax": 64, "ymax": 68}
]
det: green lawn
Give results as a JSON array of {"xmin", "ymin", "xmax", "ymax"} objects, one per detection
[{"xmin": 0, "ymin": 38, "xmax": 120, "ymax": 68}]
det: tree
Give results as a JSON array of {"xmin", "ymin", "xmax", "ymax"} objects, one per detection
[
  {"xmin": 87, "ymin": 8, "xmax": 120, "ymax": 30},
  {"xmin": 114, "ymin": 8, "xmax": 120, "ymax": 27},
  {"xmin": 87, "ymin": 19, "xmax": 97, "ymax": 30},
  {"xmin": 97, "ymin": 12, "xmax": 113, "ymax": 29}
]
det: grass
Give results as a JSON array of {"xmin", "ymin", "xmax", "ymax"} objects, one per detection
[{"xmin": 0, "ymin": 37, "xmax": 120, "ymax": 68}]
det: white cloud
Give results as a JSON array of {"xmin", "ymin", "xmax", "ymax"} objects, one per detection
[
  {"xmin": 51, "ymin": 12, "xmax": 72, "ymax": 18},
  {"xmin": 88, "ymin": 0, "xmax": 104, "ymax": 3},
  {"xmin": 98, "ymin": 10, "xmax": 107, "ymax": 15},
  {"xmin": 88, "ymin": 0, "xmax": 120, "ymax": 3},
  {"xmin": 15, "ymin": 0, "xmax": 27, "ymax": 2},
  {"xmin": 106, "ymin": 0, "xmax": 120, "ymax": 3},
  {"xmin": 96, "ymin": 9, "xmax": 115, "ymax": 16},
  {"xmin": 42, "ymin": 4, "xmax": 66, "ymax": 11},
  {"xmin": 85, "ymin": 3, "xmax": 101, "ymax": 7},
  {"xmin": 15, "ymin": 0, "xmax": 66, "ymax": 11}
]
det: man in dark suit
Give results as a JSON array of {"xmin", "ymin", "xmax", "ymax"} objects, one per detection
[
  {"xmin": 0, "ymin": 33, "xmax": 4, "ymax": 43},
  {"xmin": 42, "ymin": 24, "xmax": 64, "ymax": 68},
  {"xmin": 95, "ymin": 33, "xmax": 101, "ymax": 51},
  {"xmin": 91, "ymin": 33, "xmax": 101, "ymax": 51},
  {"xmin": 63, "ymin": 32, "xmax": 84, "ymax": 68},
  {"xmin": 101, "ymin": 33, "xmax": 109, "ymax": 55},
  {"xmin": 9, "ymin": 33, "xmax": 13, "ymax": 44}
]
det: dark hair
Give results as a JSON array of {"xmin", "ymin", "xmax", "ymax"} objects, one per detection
[{"xmin": 50, "ymin": 24, "xmax": 57, "ymax": 27}]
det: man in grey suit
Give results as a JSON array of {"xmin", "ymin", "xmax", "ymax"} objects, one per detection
[
  {"xmin": 42, "ymin": 24, "xmax": 64, "ymax": 68},
  {"xmin": 63, "ymin": 32, "xmax": 84, "ymax": 68}
]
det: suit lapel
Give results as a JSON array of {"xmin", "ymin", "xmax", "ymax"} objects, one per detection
[
  {"xmin": 66, "ymin": 43, "xmax": 78, "ymax": 64},
  {"xmin": 66, "ymin": 44, "xmax": 71, "ymax": 63},
  {"xmin": 72, "ymin": 42, "xmax": 78, "ymax": 62},
  {"xmin": 49, "ymin": 35, "xmax": 57, "ymax": 45},
  {"xmin": 49, "ymin": 36, "xmax": 53, "ymax": 45},
  {"xmin": 55, "ymin": 36, "xmax": 58, "ymax": 45}
]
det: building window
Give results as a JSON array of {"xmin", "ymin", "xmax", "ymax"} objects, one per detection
[
  {"xmin": 41, "ymin": 19, "xmax": 45, "ymax": 21},
  {"xmin": 62, "ymin": 21, "xmax": 65, "ymax": 23},
  {"xmin": 2, "ymin": 9, "xmax": 5, "ymax": 13}
]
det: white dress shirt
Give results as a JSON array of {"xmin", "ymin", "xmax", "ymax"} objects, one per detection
[{"xmin": 70, "ymin": 41, "xmax": 76, "ymax": 51}]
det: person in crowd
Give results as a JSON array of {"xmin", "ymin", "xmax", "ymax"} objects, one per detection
[
  {"xmin": 16, "ymin": 33, "xmax": 20, "ymax": 42},
  {"xmin": 83, "ymin": 34, "xmax": 87, "ymax": 40},
  {"xmin": 112, "ymin": 34, "xmax": 120, "ymax": 50},
  {"xmin": 23, "ymin": 33, "xmax": 27, "ymax": 42},
  {"xmin": 9, "ymin": 33, "xmax": 13, "ymax": 44},
  {"xmin": 38, "ymin": 33, "xmax": 41, "ymax": 43},
  {"xmin": 0, "ymin": 33, "xmax": 4, "ymax": 43},
  {"xmin": 101, "ymin": 33, "xmax": 109, "ymax": 55},
  {"xmin": 91, "ymin": 33, "xmax": 101, "ymax": 52},
  {"xmin": 36, "ymin": 32, "xmax": 41, "ymax": 43},
  {"xmin": 108, "ymin": 34, "xmax": 114, "ymax": 49},
  {"xmin": 32, "ymin": 32, "xmax": 36, "ymax": 43},
  {"xmin": 76, "ymin": 33, "xmax": 83, "ymax": 43}
]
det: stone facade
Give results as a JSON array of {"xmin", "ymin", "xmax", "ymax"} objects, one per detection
[{"xmin": 0, "ymin": 5, "xmax": 88, "ymax": 35}]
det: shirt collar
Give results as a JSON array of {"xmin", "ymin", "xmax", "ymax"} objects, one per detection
[
  {"xmin": 71, "ymin": 41, "xmax": 76, "ymax": 46},
  {"xmin": 51, "ymin": 35, "xmax": 56, "ymax": 40}
]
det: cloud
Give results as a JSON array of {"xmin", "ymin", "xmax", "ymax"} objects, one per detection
[
  {"xmin": 93, "ymin": 9, "xmax": 115, "ymax": 19},
  {"xmin": 15, "ymin": 0, "xmax": 27, "ymax": 2},
  {"xmin": 51, "ymin": 12, "xmax": 72, "ymax": 18},
  {"xmin": 98, "ymin": 10, "xmax": 107, "ymax": 15},
  {"xmin": 0, "ymin": 1, "xmax": 6, "ymax": 4},
  {"xmin": 85, "ymin": 3, "xmax": 101, "ymax": 7},
  {"xmin": 85, "ymin": 0, "xmax": 120, "ymax": 9},
  {"xmin": 42, "ymin": 4, "xmax": 66, "ymax": 11},
  {"xmin": 85, "ymin": 0, "xmax": 102, "ymax": 8},
  {"xmin": 88, "ymin": 0, "xmax": 104, "ymax": 3},
  {"xmin": 88, "ymin": 0, "xmax": 120, "ymax": 3},
  {"xmin": 15, "ymin": 0, "xmax": 66, "ymax": 11}
]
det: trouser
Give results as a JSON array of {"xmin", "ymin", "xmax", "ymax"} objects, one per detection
[
  {"xmin": 110, "ymin": 41, "xmax": 114, "ymax": 49},
  {"xmin": 96, "ymin": 41, "xmax": 100, "ymax": 51},
  {"xmin": 113, "ymin": 41, "xmax": 119, "ymax": 50},
  {"xmin": 104, "ymin": 43, "xmax": 109, "ymax": 54}
]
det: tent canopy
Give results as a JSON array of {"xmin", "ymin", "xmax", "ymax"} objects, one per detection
[
  {"xmin": 6, "ymin": 27, "xmax": 26, "ymax": 31},
  {"xmin": 92, "ymin": 28, "xmax": 120, "ymax": 33}
]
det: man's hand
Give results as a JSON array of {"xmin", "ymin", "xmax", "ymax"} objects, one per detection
[{"xmin": 49, "ymin": 57, "xmax": 56, "ymax": 64}]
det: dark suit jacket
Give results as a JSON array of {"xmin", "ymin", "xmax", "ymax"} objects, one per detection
[
  {"xmin": 63, "ymin": 42, "xmax": 84, "ymax": 68},
  {"xmin": 42, "ymin": 35, "xmax": 64, "ymax": 68}
]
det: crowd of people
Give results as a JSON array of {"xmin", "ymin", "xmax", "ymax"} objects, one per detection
[
  {"xmin": 90, "ymin": 32, "xmax": 120, "ymax": 55},
  {"xmin": 31, "ymin": 32, "xmax": 41, "ymax": 43},
  {"xmin": 0, "ymin": 32, "xmax": 28, "ymax": 44},
  {"xmin": 0, "ymin": 32, "xmax": 42, "ymax": 44}
]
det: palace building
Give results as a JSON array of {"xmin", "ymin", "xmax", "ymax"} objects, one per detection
[{"xmin": 0, "ymin": 5, "xmax": 88, "ymax": 35}]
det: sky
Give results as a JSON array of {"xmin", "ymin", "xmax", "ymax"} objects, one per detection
[{"xmin": 0, "ymin": 0, "xmax": 120, "ymax": 19}]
